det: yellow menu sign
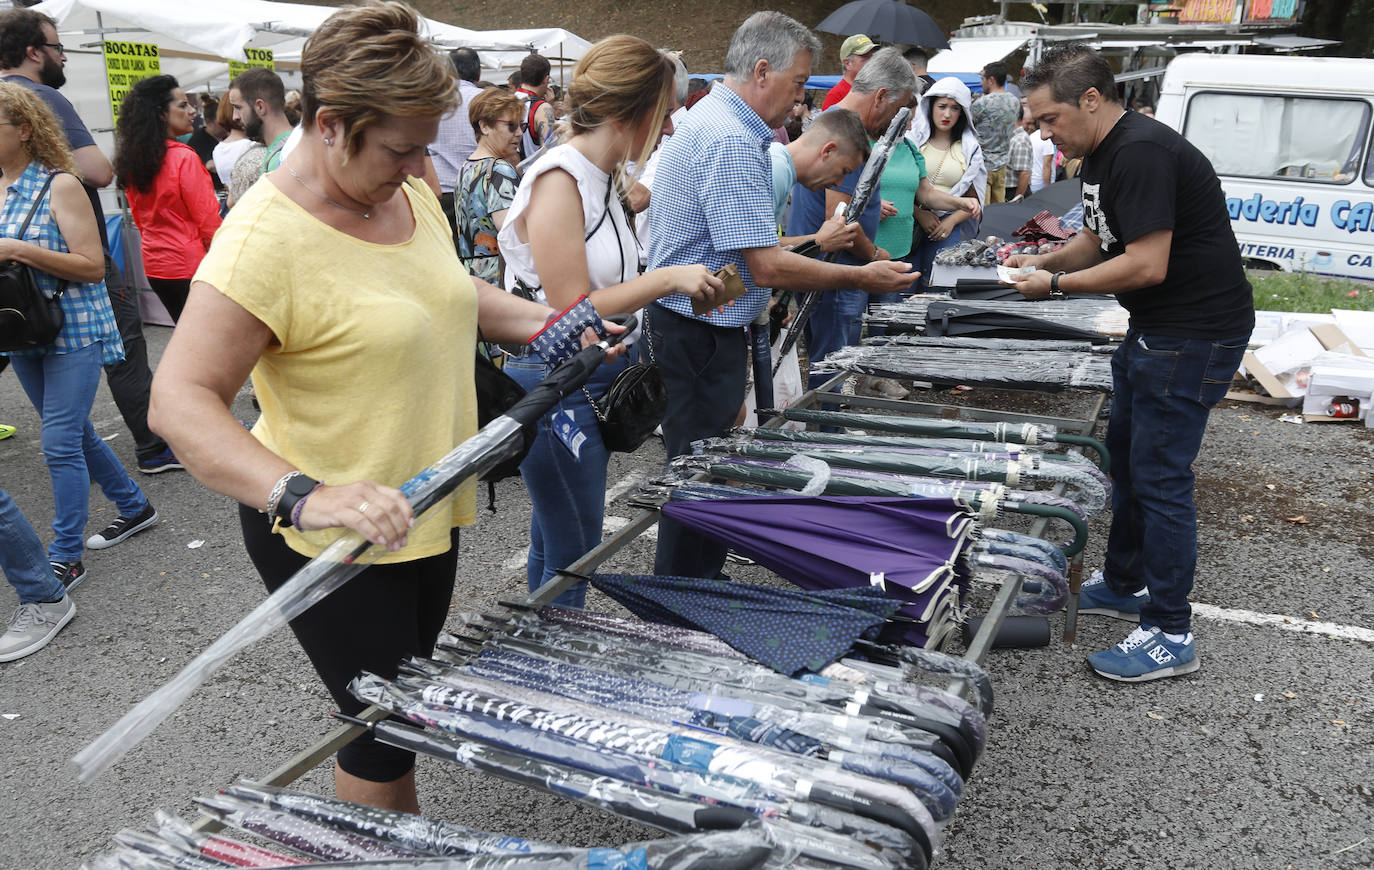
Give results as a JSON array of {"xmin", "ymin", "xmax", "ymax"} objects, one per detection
[
  {"xmin": 103, "ymin": 40, "xmax": 161, "ymax": 123},
  {"xmin": 228, "ymin": 48, "xmax": 275, "ymax": 80}
]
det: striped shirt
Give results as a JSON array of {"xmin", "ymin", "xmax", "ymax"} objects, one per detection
[
  {"xmin": 430, "ymin": 80, "xmax": 483, "ymax": 194},
  {"xmin": 648, "ymin": 86, "xmax": 778, "ymax": 327},
  {"xmin": 1, "ymin": 162, "xmax": 122, "ymax": 364}
]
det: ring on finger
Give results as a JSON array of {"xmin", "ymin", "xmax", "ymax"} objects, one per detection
[{"xmin": 357, "ymin": 500, "xmax": 371, "ymax": 514}]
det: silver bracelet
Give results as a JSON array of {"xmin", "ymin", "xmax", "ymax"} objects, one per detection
[{"xmin": 265, "ymin": 470, "xmax": 302, "ymax": 518}]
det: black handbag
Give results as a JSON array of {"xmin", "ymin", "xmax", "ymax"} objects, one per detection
[
  {"xmin": 0, "ymin": 171, "xmax": 68, "ymax": 352},
  {"xmin": 584, "ymin": 307, "xmax": 666, "ymax": 453}
]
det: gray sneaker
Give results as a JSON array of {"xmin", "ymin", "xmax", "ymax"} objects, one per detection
[{"xmin": 0, "ymin": 596, "xmax": 76, "ymax": 663}]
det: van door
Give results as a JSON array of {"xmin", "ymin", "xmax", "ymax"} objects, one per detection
[{"xmin": 1180, "ymin": 90, "xmax": 1374, "ymax": 280}]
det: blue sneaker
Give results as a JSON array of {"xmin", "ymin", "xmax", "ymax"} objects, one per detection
[
  {"xmin": 137, "ymin": 448, "xmax": 183, "ymax": 474},
  {"xmin": 1089, "ymin": 625, "xmax": 1199, "ymax": 682},
  {"xmin": 1078, "ymin": 570, "xmax": 1149, "ymax": 621}
]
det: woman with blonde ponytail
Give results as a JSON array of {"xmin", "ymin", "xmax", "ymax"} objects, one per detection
[{"xmin": 498, "ymin": 35, "xmax": 725, "ymax": 608}]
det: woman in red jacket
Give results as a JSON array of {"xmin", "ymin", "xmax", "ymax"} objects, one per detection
[{"xmin": 114, "ymin": 75, "xmax": 221, "ymax": 322}]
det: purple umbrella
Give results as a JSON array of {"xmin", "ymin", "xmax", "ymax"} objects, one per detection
[{"xmin": 661, "ymin": 495, "xmax": 974, "ymax": 648}]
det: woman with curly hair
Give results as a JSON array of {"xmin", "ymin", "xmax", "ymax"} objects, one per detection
[
  {"xmin": 114, "ymin": 74, "xmax": 221, "ymax": 321},
  {"xmin": 0, "ymin": 82, "xmax": 156, "ymax": 597}
]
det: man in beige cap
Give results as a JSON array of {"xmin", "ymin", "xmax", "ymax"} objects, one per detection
[{"xmin": 821, "ymin": 33, "xmax": 878, "ymax": 109}]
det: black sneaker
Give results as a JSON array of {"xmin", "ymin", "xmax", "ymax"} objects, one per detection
[
  {"xmin": 52, "ymin": 560, "xmax": 88, "ymax": 591},
  {"xmin": 85, "ymin": 504, "xmax": 159, "ymax": 550}
]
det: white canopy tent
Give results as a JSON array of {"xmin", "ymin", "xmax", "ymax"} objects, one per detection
[{"xmin": 32, "ymin": 0, "xmax": 592, "ymax": 147}]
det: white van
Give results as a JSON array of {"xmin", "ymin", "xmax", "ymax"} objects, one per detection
[{"xmin": 1156, "ymin": 54, "xmax": 1374, "ymax": 281}]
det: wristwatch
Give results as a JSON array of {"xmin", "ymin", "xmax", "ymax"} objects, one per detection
[
  {"xmin": 1049, "ymin": 272, "xmax": 1067, "ymax": 299},
  {"xmin": 274, "ymin": 474, "xmax": 319, "ymax": 528}
]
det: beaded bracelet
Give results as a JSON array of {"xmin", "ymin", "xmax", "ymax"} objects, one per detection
[
  {"xmin": 265, "ymin": 470, "xmax": 302, "ymax": 519},
  {"xmin": 290, "ymin": 482, "xmax": 324, "ymax": 529}
]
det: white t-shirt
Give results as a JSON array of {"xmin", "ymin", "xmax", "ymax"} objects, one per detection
[
  {"xmin": 499, "ymin": 143, "xmax": 642, "ymax": 342},
  {"xmin": 1029, "ymin": 131, "xmax": 1057, "ymax": 193},
  {"xmin": 212, "ymin": 137, "xmax": 255, "ymax": 188}
]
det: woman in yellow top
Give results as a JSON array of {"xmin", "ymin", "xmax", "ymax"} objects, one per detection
[
  {"xmin": 908, "ymin": 77, "xmax": 988, "ymax": 289},
  {"xmin": 148, "ymin": 2, "xmax": 605, "ymax": 813}
]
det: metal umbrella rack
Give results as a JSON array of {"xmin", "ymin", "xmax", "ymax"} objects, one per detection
[{"xmin": 82, "ymin": 339, "xmax": 1111, "ymax": 869}]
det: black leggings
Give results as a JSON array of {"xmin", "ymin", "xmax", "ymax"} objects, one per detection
[
  {"xmin": 238, "ymin": 504, "xmax": 459, "ymax": 782},
  {"xmin": 146, "ymin": 276, "xmax": 191, "ymax": 322}
]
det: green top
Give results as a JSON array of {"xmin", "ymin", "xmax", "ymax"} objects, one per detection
[
  {"xmin": 874, "ymin": 140, "xmax": 927, "ymax": 259},
  {"xmin": 263, "ymin": 130, "xmax": 290, "ymax": 173}
]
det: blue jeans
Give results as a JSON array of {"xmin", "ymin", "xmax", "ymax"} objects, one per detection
[
  {"xmin": 9, "ymin": 342, "xmax": 149, "ymax": 561},
  {"xmin": 804, "ymin": 289, "xmax": 868, "ymax": 392},
  {"xmin": 1102, "ymin": 330, "xmax": 1249, "ymax": 634},
  {"xmin": 0, "ymin": 490, "xmax": 64, "ymax": 603},
  {"xmin": 505, "ymin": 351, "xmax": 629, "ymax": 608}
]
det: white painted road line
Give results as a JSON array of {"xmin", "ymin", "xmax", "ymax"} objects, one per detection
[{"xmin": 1193, "ymin": 602, "xmax": 1374, "ymax": 644}]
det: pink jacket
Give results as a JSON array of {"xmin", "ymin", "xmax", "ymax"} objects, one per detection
[{"xmin": 126, "ymin": 140, "xmax": 221, "ymax": 279}]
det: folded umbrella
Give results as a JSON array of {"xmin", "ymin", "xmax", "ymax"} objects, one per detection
[{"xmin": 586, "ymin": 572, "xmax": 900, "ymax": 676}]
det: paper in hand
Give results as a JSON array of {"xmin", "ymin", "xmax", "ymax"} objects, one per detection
[{"xmin": 997, "ymin": 264, "xmax": 1037, "ymax": 284}]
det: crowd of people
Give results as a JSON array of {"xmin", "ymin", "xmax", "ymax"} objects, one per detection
[{"xmin": 1, "ymin": 0, "xmax": 1249, "ymax": 812}]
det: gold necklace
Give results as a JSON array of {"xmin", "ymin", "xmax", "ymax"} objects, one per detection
[{"xmin": 286, "ymin": 161, "xmax": 371, "ymax": 219}]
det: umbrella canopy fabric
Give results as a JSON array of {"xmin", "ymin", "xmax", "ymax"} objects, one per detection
[
  {"xmin": 816, "ymin": 0, "xmax": 950, "ymax": 50},
  {"xmin": 660, "ymin": 496, "xmax": 973, "ymax": 598},
  {"xmin": 587, "ymin": 573, "xmax": 901, "ymax": 676},
  {"xmin": 659, "ymin": 496, "xmax": 975, "ymax": 649}
]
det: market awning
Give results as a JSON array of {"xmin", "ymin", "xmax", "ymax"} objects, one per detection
[{"xmin": 928, "ymin": 37, "xmax": 1029, "ymax": 74}]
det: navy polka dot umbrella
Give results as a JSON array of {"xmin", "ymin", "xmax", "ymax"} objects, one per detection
[{"xmin": 586, "ymin": 573, "xmax": 903, "ymax": 676}]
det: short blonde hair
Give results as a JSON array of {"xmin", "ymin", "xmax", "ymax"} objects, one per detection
[
  {"xmin": 0, "ymin": 82, "xmax": 74, "ymax": 174},
  {"xmin": 468, "ymin": 87, "xmax": 521, "ymax": 139},
  {"xmin": 566, "ymin": 35, "xmax": 675, "ymax": 175},
  {"xmin": 300, "ymin": 1, "xmax": 457, "ymax": 158}
]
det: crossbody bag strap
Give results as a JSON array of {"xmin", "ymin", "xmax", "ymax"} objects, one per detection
[{"xmin": 15, "ymin": 170, "xmax": 69, "ymax": 300}]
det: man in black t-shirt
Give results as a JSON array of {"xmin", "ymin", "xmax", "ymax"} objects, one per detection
[
  {"xmin": 1008, "ymin": 44, "xmax": 1254, "ymax": 683},
  {"xmin": 0, "ymin": 8, "xmax": 180, "ymax": 473}
]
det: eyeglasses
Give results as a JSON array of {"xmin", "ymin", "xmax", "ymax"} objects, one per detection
[
  {"xmin": 42, "ymin": 42, "xmax": 65, "ymax": 54},
  {"xmin": 490, "ymin": 121, "xmax": 520, "ymax": 134}
]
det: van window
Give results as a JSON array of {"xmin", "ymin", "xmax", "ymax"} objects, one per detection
[{"xmin": 1184, "ymin": 92, "xmax": 1369, "ymax": 185}]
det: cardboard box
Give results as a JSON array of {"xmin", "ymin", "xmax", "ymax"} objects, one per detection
[
  {"xmin": 1239, "ymin": 324, "xmax": 1368, "ymax": 405},
  {"xmin": 1300, "ymin": 354, "xmax": 1374, "ymax": 421}
]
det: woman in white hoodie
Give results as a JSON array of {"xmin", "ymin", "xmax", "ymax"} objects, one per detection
[{"xmin": 907, "ymin": 77, "xmax": 987, "ymax": 288}]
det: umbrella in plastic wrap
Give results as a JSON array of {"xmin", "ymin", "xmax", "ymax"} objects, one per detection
[
  {"xmin": 348, "ymin": 672, "xmax": 925, "ymax": 862},
  {"xmin": 470, "ymin": 609, "xmax": 987, "ymax": 765},
  {"xmin": 426, "ymin": 649, "xmax": 964, "ymax": 819},
  {"xmin": 351, "ymin": 672, "xmax": 939, "ymax": 858},
  {"xmin": 467, "ymin": 620, "xmax": 975, "ymax": 784},
  {"xmin": 100, "ymin": 805, "xmax": 786, "ymax": 870},
  {"xmin": 694, "ymin": 439, "xmax": 1108, "ymax": 517},
  {"xmin": 338, "ymin": 714, "xmax": 907, "ymax": 870},
  {"xmin": 73, "ymin": 318, "xmax": 639, "ymax": 783},
  {"xmin": 815, "ymin": 0, "xmax": 950, "ymax": 49},
  {"xmin": 812, "ymin": 343, "xmax": 1115, "ymax": 393},
  {"xmin": 756, "ymin": 407, "xmax": 1109, "ymax": 472},
  {"xmin": 218, "ymin": 782, "xmax": 562, "ymax": 858},
  {"xmin": 149, "ymin": 810, "xmax": 307, "ymax": 867},
  {"xmin": 194, "ymin": 793, "xmax": 421, "ymax": 862},
  {"xmin": 583, "ymin": 572, "xmax": 901, "ymax": 676},
  {"xmin": 501, "ymin": 606, "xmax": 988, "ymax": 748}
]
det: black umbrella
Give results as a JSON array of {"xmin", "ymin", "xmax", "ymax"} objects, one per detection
[{"xmin": 816, "ymin": 0, "xmax": 950, "ymax": 50}]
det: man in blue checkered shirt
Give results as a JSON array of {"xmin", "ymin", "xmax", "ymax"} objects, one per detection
[{"xmin": 646, "ymin": 11, "xmax": 914, "ymax": 579}]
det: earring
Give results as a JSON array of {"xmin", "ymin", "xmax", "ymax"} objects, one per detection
[{"xmin": 323, "ymin": 137, "xmax": 333, "ymax": 145}]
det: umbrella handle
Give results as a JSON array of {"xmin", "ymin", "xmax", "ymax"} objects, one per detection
[
  {"xmin": 1048, "ymin": 433, "xmax": 1110, "ymax": 472},
  {"xmin": 1003, "ymin": 501, "xmax": 1089, "ymax": 557}
]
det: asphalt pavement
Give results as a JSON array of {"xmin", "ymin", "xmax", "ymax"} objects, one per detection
[{"xmin": 0, "ymin": 325, "xmax": 1370, "ymax": 869}]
